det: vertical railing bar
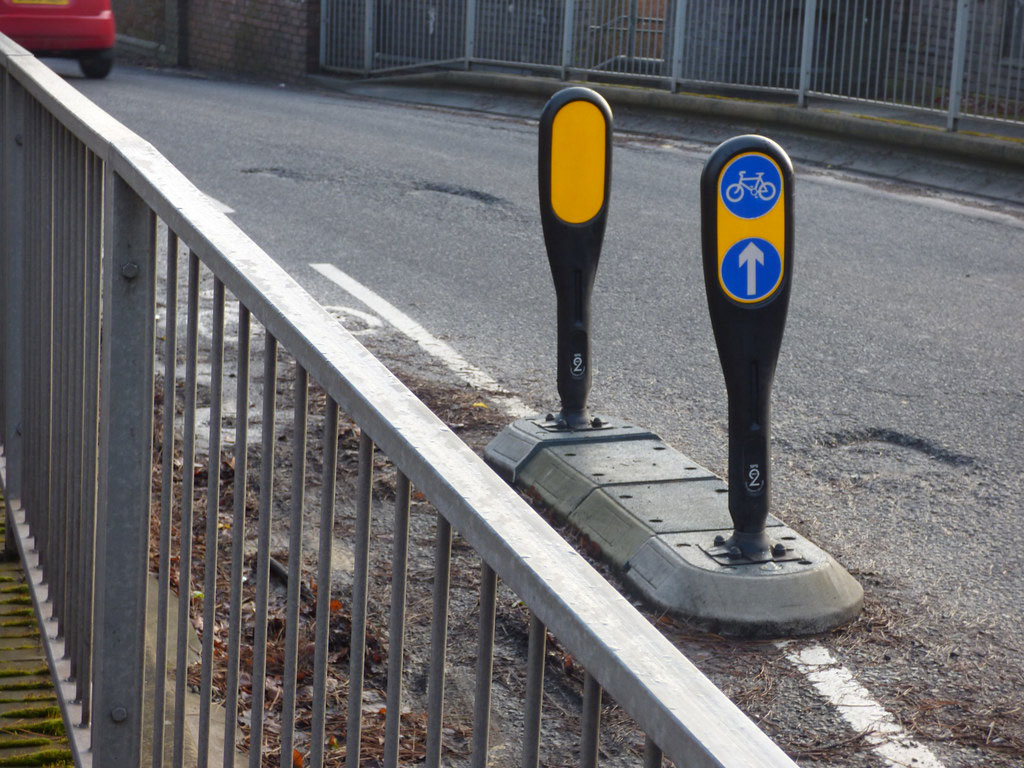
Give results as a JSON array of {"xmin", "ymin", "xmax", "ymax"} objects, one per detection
[
  {"xmin": 752, "ymin": 0, "xmax": 765, "ymax": 87},
  {"xmin": 309, "ymin": 397, "xmax": 338, "ymax": 768},
  {"xmin": 65, "ymin": 134, "xmax": 82, "ymax": 678},
  {"xmin": 561, "ymin": 0, "xmax": 576, "ymax": 77},
  {"xmin": 21, "ymin": 99, "xmax": 34, "ymax": 533},
  {"xmin": 197, "ymin": 276, "xmax": 226, "ymax": 768},
  {"xmin": 363, "ymin": 0, "xmax": 375, "ymax": 72},
  {"xmin": 753, "ymin": 0, "xmax": 766, "ymax": 87},
  {"xmin": 222, "ymin": 305, "xmax": 251, "ymax": 768},
  {"xmin": 923, "ymin": 0, "xmax": 938, "ymax": 108},
  {"xmin": 319, "ymin": 0, "xmax": 328, "ymax": 68},
  {"xmin": 854, "ymin": 0, "xmax": 866, "ymax": 98},
  {"xmin": 23, "ymin": 99, "xmax": 34, "ymax": 532},
  {"xmin": 280, "ymin": 364, "xmax": 309, "ymax": 768},
  {"xmin": 642, "ymin": 736, "xmax": 663, "ymax": 768},
  {"xmin": 902, "ymin": 0, "xmax": 917, "ymax": 106},
  {"xmin": 670, "ymin": 0, "xmax": 687, "ymax": 89},
  {"xmin": 424, "ymin": 512, "xmax": 452, "ymax": 768},
  {"xmin": 580, "ymin": 673, "xmax": 602, "ymax": 768},
  {"xmin": 39, "ymin": 111, "xmax": 53, "ymax": 599},
  {"xmin": 45, "ymin": 118, "xmax": 58, "ymax": 617},
  {"xmin": 53, "ymin": 124, "xmax": 68, "ymax": 640},
  {"xmin": 79, "ymin": 149, "xmax": 103, "ymax": 724},
  {"xmin": 68, "ymin": 135, "xmax": 87, "ymax": 680},
  {"xmin": 470, "ymin": 563, "xmax": 497, "ymax": 768},
  {"xmin": 345, "ymin": 431, "xmax": 374, "ymax": 768},
  {"xmin": 152, "ymin": 228, "xmax": 179, "ymax": 768},
  {"xmin": 522, "ymin": 613, "xmax": 546, "ymax": 768},
  {"xmin": 54, "ymin": 124, "xmax": 69, "ymax": 641},
  {"xmin": 946, "ymin": 0, "xmax": 971, "ymax": 130},
  {"xmin": 882, "ymin": 0, "xmax": 897, "ymax": 103},
  {"xmin": 1, "ymin": 72, "xmax": 25, "ymax": 513},
  {"xmin": 798, "ymin": 0, "xmax": 818, "ymax": 105},
  {"xmin": 92, "ymin": 166, "xmax": 157, "ymax": 767},
  {"xmin": 964, "ymin": 3, "xmax": 980, "ymax": 118},
  {"xmin": 29, "ymin": 104, "xmax": 43, "ymax": 542},
  {"xmin": 383, "ymin": 472, "xmax": 412, "ymax": 768},
  {"xmin": 172, "ymin": 249, "xmax": 202, "ymax": 768},
  {"xmin": 864, "ymin": 0, "xmax": 879, "ymax": 99},
  {"xmin": 729, "ymin": 0, "xmax": 742, "ymax": 83},
  {"xmin": 248, "ymin": 331, "xmax": 278, "ymax": 768},
  {"xmin": 465, "ymin": 0, "xmax": 478, "ymax": 66},
  {"xmin": 626, "ymin": 0, "xmax": 638, "ymax": 68}
]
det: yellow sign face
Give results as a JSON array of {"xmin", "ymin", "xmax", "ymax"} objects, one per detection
[
  {"xmin": 549, "ymin": 100, "xmax": 606, "ymax": 224},
  {"xmin": 716, "ymin": 152, "xmax": 785, "ymax": 304}
]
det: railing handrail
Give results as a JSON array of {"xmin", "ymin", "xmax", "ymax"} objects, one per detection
[{"xmin": 1, "ymin": 33, "xmax": 798, "ymax": 767}]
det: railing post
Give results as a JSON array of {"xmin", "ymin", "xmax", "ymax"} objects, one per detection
[
  {"xmin": 798, "ymin": 0, "xmax": 818, "ymax": 107},
  {"xmin": 2, "ymin": 72, "xmax": 25, "ymax": 522},
  {"xmin": 363, "ymin": 0, "xmax": 376, "ymax": 73},
  {"xmin": 561, "ymin": 0, "xmax": 576, "ymax": 80},
  {"xmin": 946, "ymin": 0, "xmax": 971, "ymax": 131},
  {"xmin": 669, "ymin": 0, "xmax": 688, "ymax": 91},
  {"xmin": 92, "ymin": 167, "xmax": 156, "ymax": 766},
  {"xmin": 465, "ymin": 0, "xmax": 478, "ymax": 68}
]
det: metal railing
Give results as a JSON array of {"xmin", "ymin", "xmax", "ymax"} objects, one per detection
[
  {"xmin": 321, "ymin": 0, "xmax": 1024, "ymax": 130},
  {"xmin": 0, "ymin": 35, "xmax": 800, "ymax": 768}
]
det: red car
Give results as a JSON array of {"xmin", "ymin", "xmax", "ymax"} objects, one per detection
[{"xmin": 0, "ymin": 0, "xmax": 115, "ymax": 78}]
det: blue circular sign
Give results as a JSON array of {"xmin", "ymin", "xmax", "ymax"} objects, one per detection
[
  {"xmin": 720, "ymin": 238, "xmax": 783, "ymax": 303},
  {"xmin": 720, "ymin": 153, "xmax": 782, "ymax": 219}
]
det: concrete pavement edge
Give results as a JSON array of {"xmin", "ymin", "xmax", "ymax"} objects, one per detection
[{"xmin": 309, "ymin": 69, "xmax": 1024, "ymax": 169}]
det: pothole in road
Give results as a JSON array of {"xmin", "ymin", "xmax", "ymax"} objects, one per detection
[
  {"xmin": 408, "ymin": 180, "xmax": 504, "ymax": 205},
  {"xmin": 241, "ymin": 166, "xmax": 338, "ymax": 183},
  {"xmin": 821, "ymin": 428, "xmax": 976, "ymax": 469}
]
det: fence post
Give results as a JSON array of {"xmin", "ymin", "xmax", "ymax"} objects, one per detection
[
  {"xmin": 2, "ymin": 73, "xmax": 25, "ymax": 525},
  {"xmin": 561, "ymin": 0, "xmax": 576, "ymax": 80},
  {"xmin": 669, "ymin": 0, "xmax": 688, "ymax": 91},
  {"xmin": 363, "ymin": 0, "xmax": 376, "ymax": 73},
  {"xmin": 946, "ymin": 0, "xmax": 971, "ymax": 131},
  {"xmin": 91, "ymin": 167, "xmax": 156, "ymax": 766},
  {"xmin": 798, "ymin": 0, "xmax": 818, "ymax": 107},
  {"xmin": 465, "ymin": 0, "xmax": 478, "ymax": 68}
]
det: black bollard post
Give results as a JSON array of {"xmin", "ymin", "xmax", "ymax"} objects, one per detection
[
  {"xmin": 700, "ymin": 135, "xmax": 794, "ymax": 562},
  {"xmin": 538, "ymin": 87, "xmax": 612, "ymax": 430}
]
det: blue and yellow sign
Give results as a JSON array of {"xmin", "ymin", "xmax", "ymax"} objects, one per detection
[{"xmin": 716, "ymin": 152, "xmax": 786, "ymax": 304}]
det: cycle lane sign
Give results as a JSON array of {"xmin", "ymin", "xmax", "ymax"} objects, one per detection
[{"xmin": 715, "ymin": 151, "xmax": 786, "ymax": 304}]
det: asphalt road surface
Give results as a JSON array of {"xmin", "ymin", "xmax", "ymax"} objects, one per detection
[{"xmin": 63, "ymin": 60, "xmax": 1024, "ymax": 767}]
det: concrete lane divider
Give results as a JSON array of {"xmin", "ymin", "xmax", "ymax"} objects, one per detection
[{"xmin": 486, "ymin": 88, "xmax": 862, "ymax": 636}]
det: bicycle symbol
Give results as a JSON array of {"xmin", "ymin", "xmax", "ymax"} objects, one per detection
[{"xmin": 725, "ymin": 171, "xmax": 777, "ymax": 204}]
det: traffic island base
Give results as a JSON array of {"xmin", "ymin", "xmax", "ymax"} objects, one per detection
[{"xmin": 484, "ymin": 417, "xmax": 863, "ymax": 637}]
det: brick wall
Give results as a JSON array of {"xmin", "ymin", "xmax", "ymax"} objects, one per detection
[
  {"xmin": 111, "ymin": 0, "xmax": 321, "ymax": 81},
  {"xmin": 111, "ymin": 0, "xmax": 165, "ymax": 44},
  {"xmin": 187, "ymin": 0, "xmax": 320, "ymax": 81}
]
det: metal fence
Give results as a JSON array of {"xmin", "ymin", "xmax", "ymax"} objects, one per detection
[
  {"xmin": 0, "ymin": 35, "xmax": 801, "ymax": 768},
  {"xmin": 321, "ymin": 0, "xmax": 1024, "ymax": 129}
]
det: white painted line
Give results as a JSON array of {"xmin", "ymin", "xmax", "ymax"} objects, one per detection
[
  {"xmin": 784, "ymin": 643, "xmax": 947, "ymax": 768},
  {"xmin": 311, "ymin": 263, "xmax": 534, "ymax": 419},
  {"xmin": 321, "ymin": 304, "xmax": 384, "ymax": 335},
  {"xmin": 806, "ymin": 173, "xmax": 1024, "ymax": 229}
]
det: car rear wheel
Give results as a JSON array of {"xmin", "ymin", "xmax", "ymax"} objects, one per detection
[{"xmin": 79, "ymin": 51, "xmax": 113, "ymax": 79}]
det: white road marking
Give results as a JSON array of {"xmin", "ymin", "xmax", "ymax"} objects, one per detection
[
  {"xmin": 805, "ymin": 172, "xmax": 1024, "ymax": 229},
  {"xmin": 321, "ymin": 304, "xmax": 385, "ymax": 335},
  {"xmin": 310, "ymin": 263, "xmax": 534, "ymax": 419},
  {"xmin": 784, "ymin": 643, "xmax": 947, "ymax": 768}
]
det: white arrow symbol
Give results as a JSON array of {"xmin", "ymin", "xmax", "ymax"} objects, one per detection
[{"xmin": 738, "ymin": 241, "xmax": 764, "ymax": 296}]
